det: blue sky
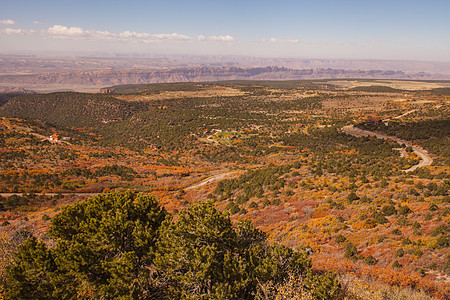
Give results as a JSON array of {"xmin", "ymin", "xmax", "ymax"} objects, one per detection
[{"xmin": 1, "ymin": 0, "xmax": 449, "ymax": 61}]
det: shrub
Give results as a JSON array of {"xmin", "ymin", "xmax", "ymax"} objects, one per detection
[
  {"xmin": 392, "ymin": 228, "xmax": 402, "ymax": 236},
  {"xmin": 364, "ymin": 218, "xmax": 378, "ymax": 229},
  {"xmin": 284, "ymin": 189, "xmax": 294, "ymax": 196},
  {"xmin": 271, "ymin": 198, "xmax": 281, "ymax": 205},
  {"xmin": 5, "ymin": 192, "xmax": 342, "ymax": 299},
  {"xmin": 402, "ymin": 238, "xmax": 413, "ymax": 245},
  {"xmin": 409, "ymin": 188, "xmax": 420, "ymax": 196},
  {"xmin": 154, "ymin": 201, "xmax": 320, "ymax": 299},
  {"xmin": 392, "ymin": 260, "xmax": 401, "ymax": 268},
  {"xmin": 381, "ymin": 205, "xmax": 397, "ymax": 216},
  {"xmin": 412, "ymin": 248, "xmax": 423, "ymax": 257},
  {"xmin": 344, "ymin": 242, "xmax": 358, "ymax": 260},
  {"xmin": 227, "ymin": 201, "xmax": 241, "ymax": 214},
  {"xmin": 377, "ymin": 235, "xmax": 387, "ymax": 243},
  {"xmin": 359, "ymin": 195, "xmax": 371, "ymax": 203},
  {"xmin": 396, "ymin": 216, "xmax": 410, "ymax": 226},
  {"xmin": 430, "ymin": 224, "xmax": 448, "ymax": 237},
  {"xmin": 372, "ymin": 212, "xmax": 389, "ymax": 224},
  {"xmin": 412, "ymin": 221, "xmax": 421, "ymax": 229},
  {"xmin": 347, "ymin": 192, "xmax": 360, "ymax": 203},
  {"xmin": 249, "ymin": 201, "xmax": 258, "ymax": 209},
  {"xmin": 395, "ymin": 248, "xmax": 405, "ymax": 257},
  {"xmin": 429, "ymin": 203, "xmax": 439, "ymax": 212},
  {"xmin": 5, "ymin": 191, "xmax": 168, "ymax": 299},
  {"xmin": 335, "ymin": 234, "xmax": 347, "ymax": 244},
  {"xmin": 398, "ymin": 205, "xmax": 412, "ymax": 215},
  {"xmin": 433, "ymin": 235, "xmax": 449, "ymax": 249},
  {"xmin": 364, "ymin": 255, "xmax": 377, "ymax": 265}
]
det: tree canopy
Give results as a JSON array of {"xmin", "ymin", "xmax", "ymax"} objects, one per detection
[
  {"xmin": 4, "ymin": 191, "xmax": 341, "ymax": 299},
  {"xmin": 6, "ymin": 191, "xmax": 167, "ymax": 299}
]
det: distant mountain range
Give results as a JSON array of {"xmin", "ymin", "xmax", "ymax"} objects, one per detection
[
  {"xmin": 2, "ymin": 53, "xmax": 450, "ymax": 73},
  {"xmin": 1, "ymin": 66, "xmax": 448, "ymax": 90},
  {"xmin": 0, "ymin": 54, "xmax": 449, "ymax": 92}
]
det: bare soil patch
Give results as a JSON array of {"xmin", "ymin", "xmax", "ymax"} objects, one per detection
[
  {"xmin": 115, "ymin": 86, "xmax": 247, "ymax": 101},
  {"xmin": 328, "ymin": 80, "xmax": 450, "ymax": 91}
]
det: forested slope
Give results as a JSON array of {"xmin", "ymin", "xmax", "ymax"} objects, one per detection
[{"xmin": 0, "ymin": 92, "xmax": 145, "ymax": 128}]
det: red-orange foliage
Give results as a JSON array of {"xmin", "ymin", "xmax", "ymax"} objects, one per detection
[{"xmin": 312, "ymin": 255, "xmax": 449, "ymax": 299}]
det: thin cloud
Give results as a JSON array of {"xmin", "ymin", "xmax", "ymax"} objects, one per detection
[
  {"xmin": 150, "ymin": 33, "xmax": 192, "ymax": 41},
  {"xmin": 47, "ymin": 25, "xmax": 86, "ymax": 37},
  {"xmin": 300, "ymin": 40, "xmax": 357, "ymax": 47},
  {"xmin": 33, "ymin": 21, "xmax": 44, "ymax": 25},
  {"xmin": 0, "ymin": 23, "xmax": 235, "ymax": 44},
  {"xmin": 262, "ymin": 38, "xmax": 354, "ymax": 46},
  {"xmin": 262, "ymin": 38, "xmax": 299, "ymax": 44},
  {"xmin": 0, "ymin": 19, "xmax": 17, "ymax": 25},
  {"xmin": 0, "ymin": 28, "xmax": 33, "ymax": 35},
  {"xmin": 41, "ymin": 24, "xmax": 234, "ymax": 43},
  {"xmin": 206, "ymin": 35, "xmax": 235, "ymax": 42}
]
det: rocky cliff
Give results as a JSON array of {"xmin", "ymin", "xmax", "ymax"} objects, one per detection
[{"xmin": 0, "ymin": 66, "xmax": 447, "ymax": 88}]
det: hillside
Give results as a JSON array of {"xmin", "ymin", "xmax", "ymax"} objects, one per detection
[
  {"xmin": 0, "ymin": 88, "xmax": 37, "ymax": 107},
  {"xmin": 0, "ymin": 92, "xmax": 145, "ymax": 128},
  {"xmin": 0, "ymin": 80, "xmax": 448, "ymax": 299}
]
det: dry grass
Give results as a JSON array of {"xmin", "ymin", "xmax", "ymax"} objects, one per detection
[
  {"xmin": 321, "ymin": 94, "xmax": 388, "ymax": 111},
  {"xmin": 339, "ymin": 274, "xmax": 439, "ymax": 300},
  {"xmin": 0, "ymin": 83, "xmax": 104, "ymax": 93},
  {"xmin": 328, "ymin": 80, "xmax": 450, "ymax": 91},
  {"xmin": 115, "ymin": 86, "xmax": 247, "ymax": 101}
]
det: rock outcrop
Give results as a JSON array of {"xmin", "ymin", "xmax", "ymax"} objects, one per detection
[{"xmin": 1, "ymin": 66, "xmax": 447, "ymax": 88}]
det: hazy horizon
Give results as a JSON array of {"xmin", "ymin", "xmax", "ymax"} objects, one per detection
[
  {"xmin": 1, "ymin": 51, "xmax": 450, "ymax": 64},
  {"xmin": 1, "ymin": 0, "xmax": 450, "ymax": 62}
]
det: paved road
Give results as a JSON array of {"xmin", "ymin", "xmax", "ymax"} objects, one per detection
[{"xmin": 342, "ymin": 125, "xmax": 432, "ymax": 173}]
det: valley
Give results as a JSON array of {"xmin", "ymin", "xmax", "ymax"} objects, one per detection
[{"xmin": 0, "ymin": 79, "xmax": 448, "ymax": 299}]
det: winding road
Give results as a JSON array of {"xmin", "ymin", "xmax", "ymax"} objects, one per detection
[
  {"xmin": 1, "ymin": 110, "xmax": 432, "ymax": 198},
  {"xmin": 0, "ymin": 192, "xmax": 98, "ymax": 198},
  {"xmin": 342, "ymin": 123, "xmax": 432, "ymax": 173},
  {"xmin": 185, "ymin": 171, "xmax": 239, "ymax": 190},
  {"xmin": 0, "ymin": 172, "xmax": 240, "ymax": 197}
]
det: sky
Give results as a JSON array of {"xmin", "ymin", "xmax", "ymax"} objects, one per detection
[{"xmin": 1, "ymin": 0, "xmax": 450, "ymax": 61}]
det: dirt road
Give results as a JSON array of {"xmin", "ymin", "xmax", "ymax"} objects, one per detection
[
  {"xmin": 383, "ymin": 109, "xmax": 417, "ymax": 121},
  {"xmin": 0, "ymin": 193, "xmax": 99, "ymax": 197},
  {"xmin": 185, "ymin": 171, "xmax": 239, "ymax": 190},
  {"xmin": 342, "ymin": 125, "xmax": 432, "ymax": 172},
  {"xmin": 0, "ymin": 172, "xmax": 240, "ymax": 197}
]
